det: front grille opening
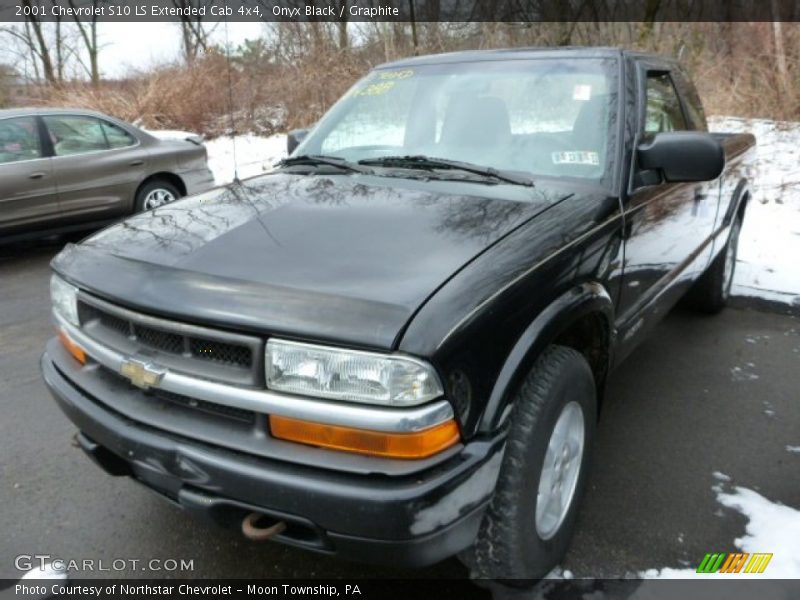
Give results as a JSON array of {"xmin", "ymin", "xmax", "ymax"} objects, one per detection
[
  {"xmin": 190, "ymin": 337, "xmax": 253, "ymax": 367},
  {"xmin": 133, "ymin": 324, "xmax": 185, "ymax": 355},
  {"xmin": 79, "ymin": 303, "xmax": 130, "ymax": 337},
  {"xmin": 152, "ymin": 389, "xmax": 256, "ymax": 424}
]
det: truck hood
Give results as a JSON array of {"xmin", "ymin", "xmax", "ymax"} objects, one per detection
[{"xmin": 54, "ymin": 173, "xmax": 568, "ymax": 348}]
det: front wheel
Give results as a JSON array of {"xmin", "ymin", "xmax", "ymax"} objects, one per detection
[{"xmin": 460, "ymin": 345, "xmax": 596, "ymax": 580}]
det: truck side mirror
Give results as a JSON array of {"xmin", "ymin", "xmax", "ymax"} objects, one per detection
[
  {"xmin": 637, "ymin": 131, "xmax": 724, "ymax": 183},
  {"xmin": 287, "ymin": 129, "xmax": 310, "ymax": 155}
]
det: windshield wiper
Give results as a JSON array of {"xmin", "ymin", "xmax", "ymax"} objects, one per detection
[
  {"xmin": 358, "ymin": 155, "xmax": 534, "ymax": 187},
  {"xmin": 277, "ymin": 154, "xmax": 373, "ymax": 174}
]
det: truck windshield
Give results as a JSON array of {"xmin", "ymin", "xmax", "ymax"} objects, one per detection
[{"xmin": 294, "ymin": 58, "xmax": 617, "ymax": 183}]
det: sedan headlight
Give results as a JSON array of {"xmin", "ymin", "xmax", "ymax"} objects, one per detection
[
  {"xmin": 266, "ymin": 339, "xmax": 444, "ymax": 406},
  {"xmin": 50, "ymin": 274, "xmax": 79, "ymax": 326}
]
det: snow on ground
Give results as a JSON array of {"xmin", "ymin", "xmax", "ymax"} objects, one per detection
[
  {"xmin": 709, "ymin": 117, "xmax": 800, "ymax": 306},
  {"xmin": 146, "ymin": 129, "xmax": 287, "ymax": 186},
  {"xmin": 716, "ymin": 486, "xmax": 800, "ymax": 577},
  {"xmin": 204, "ymin": 133, "xmax": 287, "ymax": 185},
  {"xmin": 640, "ymin": 477, "xmax": 800, "ymax": 580}
]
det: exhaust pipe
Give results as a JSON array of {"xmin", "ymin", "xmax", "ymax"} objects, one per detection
[{"xmin": 241, "ymin": 512, "xmax": 287, "ymax": 541}]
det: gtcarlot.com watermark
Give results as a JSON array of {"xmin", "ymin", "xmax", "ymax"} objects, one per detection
[{"xmin": 15, "ymin": 554, "xmax": 195, "ymax": 573}]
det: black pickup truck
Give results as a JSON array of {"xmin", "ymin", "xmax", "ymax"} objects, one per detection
[{"xmin": 42, "ymin": 48, "xmax": 755, "ymax": 578}]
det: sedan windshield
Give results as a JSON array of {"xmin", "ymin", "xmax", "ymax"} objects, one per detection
[{"xmin": 294, "ymin": 58, "xmax": 618, "ymax": 183}]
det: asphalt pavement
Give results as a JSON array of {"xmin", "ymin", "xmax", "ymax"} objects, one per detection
[{"xmin": 1, "ymin": 238, "xmax": 798, "ymax": 582}]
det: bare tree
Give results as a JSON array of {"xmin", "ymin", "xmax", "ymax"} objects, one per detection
[
  {"xmin": 333, "ymin": 0, "xmax": 348, "ymax": 50},
  {"xmin": 21, "ymin": 0, "xmax": 57, "ymax": 85},
  {"xmin": 408, "ymin": 0, "xmax": 418, "ymax": 54},
  {"xmin": 173, "ymin": 0, "xmax": 219, "ymax": 63},
  {"xmin": 68, "ymin": 0, "xmax": 102, "ymax": 85},
  {"xmin": 771, "ymin": 0, "xmax": 789, "ymax": 95}
]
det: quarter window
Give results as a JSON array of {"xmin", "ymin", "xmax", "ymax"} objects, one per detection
[
  {"xmin": 644, "ymin": 73, "xmax": 687, "ymax": 134},
  {"xmin": 101, "ymin": 120, "xmax": 136, "ymax": 149},
  {"xmin": 0, "ymin": 117, "xmax": 42, "ymax": 164}
]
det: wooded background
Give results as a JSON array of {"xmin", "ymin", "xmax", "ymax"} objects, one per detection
[{"xmin": 2, "ymin": 11, "xmax": 798, "ymax": 136}]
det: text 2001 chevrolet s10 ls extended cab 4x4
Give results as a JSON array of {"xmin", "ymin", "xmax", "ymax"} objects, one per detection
[{"xmin": 42, "ymin": 48, "xmax": 755, "ymax": 578}]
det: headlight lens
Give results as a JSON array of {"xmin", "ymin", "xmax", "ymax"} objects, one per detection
[
  {"xmin": 266, "ymin": 339, "xmax": 444, "ymax": 406},
  {"xmin": 50, "ymin": 274, "xmax": 79, "ymax": 326}
]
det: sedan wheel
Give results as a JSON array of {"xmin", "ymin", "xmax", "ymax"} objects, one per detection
[
  {"xmin": 134, "ymin": 179, "xmax": 182, "ymax": 213},
  {"xmin": 143, "ymin": 188, "xmax": 176, "ymax": 210}
]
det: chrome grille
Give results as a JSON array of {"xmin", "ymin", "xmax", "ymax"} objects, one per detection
[{"xmin": 76, "ymin": 293, "xmax": 262, "ymax": 387}]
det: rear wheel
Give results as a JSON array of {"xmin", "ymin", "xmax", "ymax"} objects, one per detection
[
  {"xmin": 135, "ymin": 179, "xmax": 181, "ymax": 212},
  {"xmin": 460, "ymin": 345, "xmax": 596, "ymax": 580},
  {"xmin": 686, "ymin": 216, "xmax": 742, "ymax": 313}
]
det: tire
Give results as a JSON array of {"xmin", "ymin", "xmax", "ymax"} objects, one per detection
[
  {"xmin": 460, "ymin": 345, "xmax": 597, "ymax": 580},
  {"xmin": 134, "ymin": 179, "xmax": 181, "ymax": 212},
  {"xmin": 685, "ymin": 216, "xmax": 742, "ymax": 314}
]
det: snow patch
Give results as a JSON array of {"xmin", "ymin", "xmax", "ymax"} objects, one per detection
[
  {"xmin": 716, "ymin": 486, "xmax": 800, "ymax": 577},
  {"xmin": 641, "ymin": 481, "xmax": 800, "ymax": 579},
  {"xmin": 204, "ymin": 134, "xmax": 287, "ymax": 185}
]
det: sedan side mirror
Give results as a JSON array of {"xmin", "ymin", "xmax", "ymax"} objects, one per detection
[
  {"xmin": 287, "ymin": 128, "xmax": 310, "ymax": 155},
  {"xmin": 637, "ymin": 131, "xmax": 724, "ymax": 183}
]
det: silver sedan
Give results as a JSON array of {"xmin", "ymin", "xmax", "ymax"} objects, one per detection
[{"xmin": 0, "ymin": 108, "xmax": 215, "ymax": 242}]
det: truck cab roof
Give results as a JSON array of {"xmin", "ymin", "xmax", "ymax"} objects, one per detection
[{"xmin": 376, "ymin": 47, "xmax": 679, "ymax": 69}]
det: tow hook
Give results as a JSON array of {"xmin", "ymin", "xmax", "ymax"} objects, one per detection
[{"xmin": 241, "ymin": 512, "xmax": 287, "ymax": 541}]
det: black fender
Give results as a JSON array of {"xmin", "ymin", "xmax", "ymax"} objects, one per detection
[{"xmin": 478, "ymin": 282, "xmax": 615, "ymax": 433}]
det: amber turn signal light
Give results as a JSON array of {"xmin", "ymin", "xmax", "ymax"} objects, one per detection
[
  {"xmin": 269, "ymin": 415, "xmax": 460, "ymax": 459},
  {"xmin": 58, "ymin": 328, "xmax": 86, "ymax": 365}
]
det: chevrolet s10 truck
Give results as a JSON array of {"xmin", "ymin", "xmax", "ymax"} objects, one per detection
[{"xmin": 42, "ymin": 48, "xmax": 755, "ymax": 578}]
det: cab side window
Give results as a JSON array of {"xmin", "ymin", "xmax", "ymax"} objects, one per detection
[
  {"xmin": 44, "ymin": 115, "xmax": 109, "ymax": 156},
  {"xmin": 644, "ymin": 73, "xmax": 687, "ymax": 135},
  {"xmin": 0, "ymin": 117, "xmax": 42, "ymax": 164}
]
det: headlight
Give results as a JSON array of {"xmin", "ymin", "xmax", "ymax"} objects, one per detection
[
  {"xmin": 50, "ymin": 274, "xmax": 79, "ymax": 326},
  {"xmin": 266, "ymin": 339, "xmax": 444, "ymax": 406}
]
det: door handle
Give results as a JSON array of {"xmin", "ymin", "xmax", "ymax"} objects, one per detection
[
  {"xmin": 129, "ymin": 159, "xmax": 144, "ymax": 166},
  {"xmin": 28, "ymin": 172, "xmax": 46, "ymax": 179}
]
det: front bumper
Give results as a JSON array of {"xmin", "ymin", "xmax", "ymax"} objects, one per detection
[{"xmin": 41, "ymin": 349, "xmax": 504, "ymax": 567}]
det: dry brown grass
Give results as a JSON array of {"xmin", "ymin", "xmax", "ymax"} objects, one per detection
[{"xmin": 34, "ymin": 50, "xmax": 367, "ymax": 137}]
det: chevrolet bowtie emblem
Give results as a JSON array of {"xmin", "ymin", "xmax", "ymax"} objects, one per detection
[{"xmin": 120, "ymin": 358, "xmax": 166, "ymax": 390}]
